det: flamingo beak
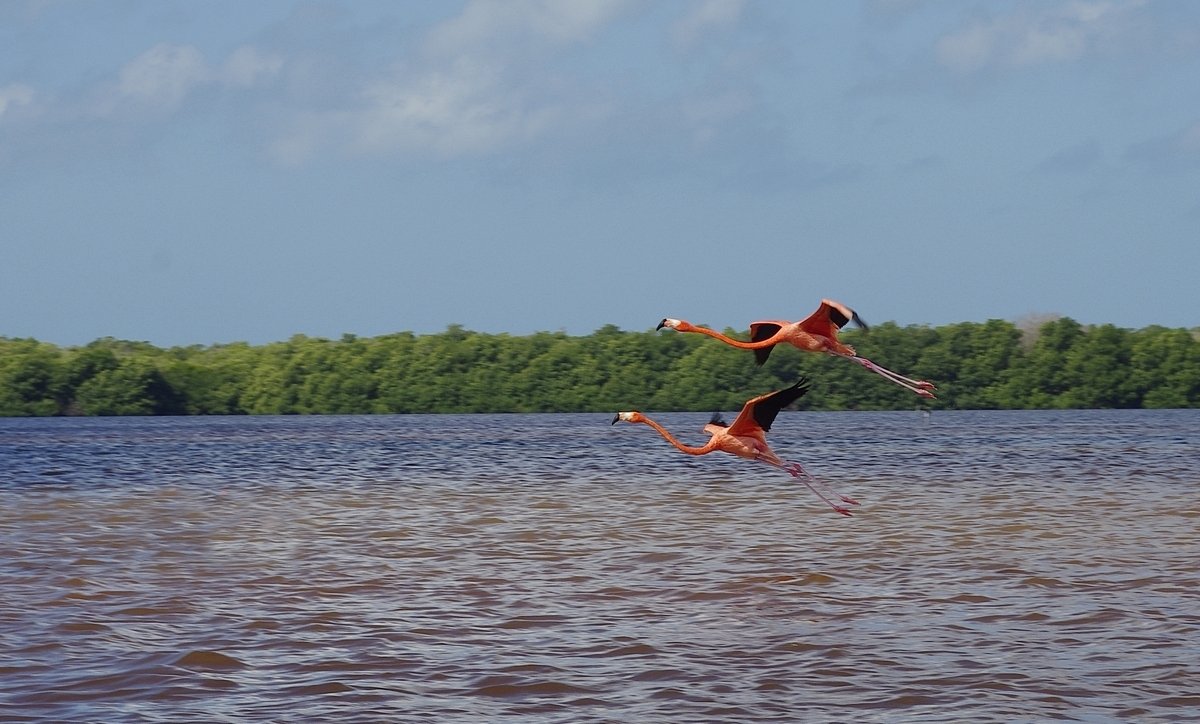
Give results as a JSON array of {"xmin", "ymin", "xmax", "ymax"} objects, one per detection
[
  {"xmin": 611, "ymin": 414, "xmax": 620, "ymax": 425},
  {"xmin": 655, "ymin": 319, "xmax": 667, "ymax": 331}
]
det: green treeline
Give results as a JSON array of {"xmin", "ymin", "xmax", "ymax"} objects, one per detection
[{"xmin": 2, "ymin": 317, "xmax": 1198, "ymax": 416}]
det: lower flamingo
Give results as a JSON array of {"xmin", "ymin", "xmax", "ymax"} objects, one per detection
[
  {"xmin": 657, "ymin": 298, "xmax": 937, "ymax": 398},
  {"xmin": 611, "ymin": 377, "xmax": 859, "ymax": 516}
]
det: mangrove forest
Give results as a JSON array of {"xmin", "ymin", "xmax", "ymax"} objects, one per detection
[{"xmin": 1, "ymin": 316, "xmax": 1198, "ymax": 416}]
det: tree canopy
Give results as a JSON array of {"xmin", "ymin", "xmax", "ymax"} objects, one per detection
[{"xmin": 2, "ymin": 317, "xmax": 1198, "ymax": 416}]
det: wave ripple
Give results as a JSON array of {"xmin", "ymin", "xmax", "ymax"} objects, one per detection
[{"xmin": 2, "ymin": 410, "xmax": 1199, "ymax": 721}]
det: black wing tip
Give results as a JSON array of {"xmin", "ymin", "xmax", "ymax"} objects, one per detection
[
  {"xmin": 709, "ymin": 411, "xmax": 728, "ymax": 427},
  {"xmin": 754, "ymin": 377, "xmax": 813, "ymax": 432},
  {"xmin": 827, "ymin": 301, "xmax": 869, "ymax": 331},
  {"xmin": 829, "ymin": 306, "xmax": 851, "ymax": 329}
]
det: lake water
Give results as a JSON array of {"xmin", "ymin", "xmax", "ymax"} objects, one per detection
[{"xmin": 1, "ymin": 410, "xmax": 1197, "ymax": 722}]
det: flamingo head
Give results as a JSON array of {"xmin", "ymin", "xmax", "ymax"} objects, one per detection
[
  {"xmin": 656, "ymin": 318, "xmax": 686, "ymax": 331},
  {"xmin": 612, "ymin": 411, "xmax": 644, "ymax": 425}
]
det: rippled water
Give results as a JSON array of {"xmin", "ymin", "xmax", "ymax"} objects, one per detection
[{"xmin": 1, "ymin": 410, "xmax": 1197, "ymax": 722}]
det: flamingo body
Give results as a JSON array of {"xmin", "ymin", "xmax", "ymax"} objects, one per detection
[
  {"xmin": 658, "ymin": 298, "xmax": 936, "ymax": 398},
  {"xmin": 612, "ymin": 378, "xmax": 858, "ymax": 515}
]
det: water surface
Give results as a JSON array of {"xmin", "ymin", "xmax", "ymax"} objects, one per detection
[{"xmin": 1, "ymin": 410, "xmax": 1198, "ymax": 721}]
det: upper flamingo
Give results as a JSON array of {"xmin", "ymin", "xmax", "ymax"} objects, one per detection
[
  {"xmin": 612, "ymin": 377, "xmax": 858, "ymax": 516},
  {"xmin": 657, "ymin": 298, "xmax": 937, "ymax": 398}
]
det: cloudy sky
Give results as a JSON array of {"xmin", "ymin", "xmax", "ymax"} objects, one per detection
[{"xmin": 3, "ymin": 0, "xmax": 1198, "ymax": 347}]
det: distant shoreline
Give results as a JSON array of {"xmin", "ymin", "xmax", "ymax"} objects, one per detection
[{"xmin": 3, "ymin": 318, "xmax": 1198, "ymax": 416}]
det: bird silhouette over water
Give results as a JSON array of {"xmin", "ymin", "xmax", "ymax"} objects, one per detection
[
  {"xmin": 612, "ymin": 377, "xmax": 859, "ymax": 516},
  {"xmin": 658, "ymin": 298, "xmax": 937, "ymax": 398}
]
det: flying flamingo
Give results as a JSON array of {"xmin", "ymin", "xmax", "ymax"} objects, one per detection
[
  {"xmin": 611, "ymin": 377, "xmax": 859, "ymax": 516},
  {"xmin": 657, "ymin": 298, "xmax": 937, "ymax": 398}
]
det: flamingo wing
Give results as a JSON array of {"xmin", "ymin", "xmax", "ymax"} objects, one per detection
[
  {"xmin": 797, "ymin": 299, "xmax": 868, "ymax": 339},
  {"xmin": 748, "ymin": 320, "xmax": 788, "ymax": 365},
  {"xmin": 728, "ymin": 377, "xmax": 812, "ymax": 436}
]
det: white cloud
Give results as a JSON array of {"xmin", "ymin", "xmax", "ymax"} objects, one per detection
[
  {"xmin": 0, "ymin": 40, "xmax": 289, "ymax": 165},
  {"xmin": 351, "ymin": 59, "xmax": 557, "ymax": 156},
  {"xmin": 43, "ymin": 2, "xmax": 756, "ymax": 167},
  {"xmin": 90, "ymin": 43, "xmax": 282, "ymax": 118},
  {"xmin": 271, "ymin": 58, "xmax": 572, "ymax": 164},
  {"xmin": 425, "ymin": 0, "xmax": 630, "ymax": 56},
  {"xmin": 111, "ymin": 43, "xmax": 210, "ymax": 112},
  {"xmin": 0, "ymin": 83, "xmax": 36, "ymax": 119},
  {"xmin": 671, "ymin": 0, "xmax": 746, "ymax": 49},
  {"xmin": 222, "ymin": 46, "xmax": 284, "ymax": 89},
  {"xmin": 935, "ymin": 1, "xmax": 1144, "ymax": 74},
  {"xmin": 272, "ymin": 0, "xmax": 633, "ymax": 162}
]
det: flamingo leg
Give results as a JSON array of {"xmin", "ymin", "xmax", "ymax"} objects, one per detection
[
  {"xmin": 780, "ymin": 461, "xmax": 859, "ymax": 516},
  {"xmin": 842, "ymin": 354, "xmax": 937, "ymax": 398}
]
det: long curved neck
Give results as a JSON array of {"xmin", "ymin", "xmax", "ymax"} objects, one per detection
[
  {"xmin": 687, "ymin": 325, "xmax": 774, "ymax": 350},
  {"xmin": 638, "ymin": 417, "xmax": 720, "ymax": 456}
]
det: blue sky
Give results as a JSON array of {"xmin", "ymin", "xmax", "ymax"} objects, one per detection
[{"xmin": 3, "ymin": 0, "xmax": 1198, "ymax": 348}]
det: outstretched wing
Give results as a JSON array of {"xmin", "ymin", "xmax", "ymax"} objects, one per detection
[
  {"xmin": 797, "ymin": 299, "xmax": 868, "ymax": 339},
  {"xmin": 728, "ymin": 377, "xmax": 812, "ymax": 436},
  {"xmin": 748, "ymin": 321, "xmax": 786, "ymax": 366}
]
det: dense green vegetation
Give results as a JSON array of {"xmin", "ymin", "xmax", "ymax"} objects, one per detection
[{"xmin": 2, "ymin": 318, "xmax": 1198, "ymax": 416}]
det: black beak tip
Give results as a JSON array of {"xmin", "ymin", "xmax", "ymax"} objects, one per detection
[
  {"xmin": 655, "ymin": 319, "xmax": 667, "ymax": 331},
  {"xmin": 611, "ymin": 414, "xmax": 620, "ymax": 425}
]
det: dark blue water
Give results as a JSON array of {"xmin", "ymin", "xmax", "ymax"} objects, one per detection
[{"xmin": 2, "ymin": 410, "xmax": 1198, "ymax": 722}]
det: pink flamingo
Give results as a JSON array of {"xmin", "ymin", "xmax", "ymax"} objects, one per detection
[
  {"xmin": 612, "ymin": 378, "xmax": 859, "ymax": 516},
  {"xmin": 657, "ymin": 298, "xmax": 937, "ymax": 398}
]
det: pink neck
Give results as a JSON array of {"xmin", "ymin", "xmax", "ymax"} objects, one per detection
[
  {"xmin": 639, "ymin": 417, "xmax": 719, "ymax": 456},
  {"xmin": 688, "ymin": 325, "xmax": 775, "ymax": 350}
]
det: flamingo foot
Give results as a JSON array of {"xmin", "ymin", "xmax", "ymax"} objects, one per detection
[
  {"xmin": 850, "ymin": 355, "xmax": 938, "ymax": 398},
  {"xmin": 784, "ymin": 461, "xmax": 858, "ymax": 515}
]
